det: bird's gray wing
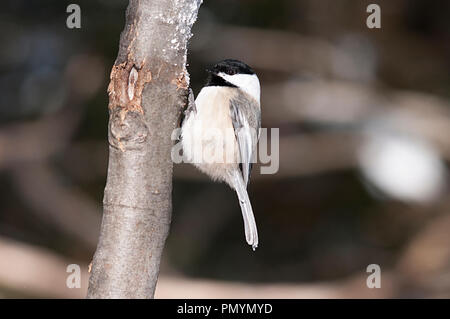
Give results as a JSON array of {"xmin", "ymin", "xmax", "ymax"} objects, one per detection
[{"xmin": 230, "ymin": 93, "xmax": 261, "ymax": 185}]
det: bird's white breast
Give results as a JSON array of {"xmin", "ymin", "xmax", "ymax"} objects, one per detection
[{"xmin": 181, "ymin": 86, "xmax": 239, "ymax": 182}]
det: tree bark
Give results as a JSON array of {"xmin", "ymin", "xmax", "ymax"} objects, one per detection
[{"xmin": 87, "ymin": 0, "xmax": 202, "ymax": 298}]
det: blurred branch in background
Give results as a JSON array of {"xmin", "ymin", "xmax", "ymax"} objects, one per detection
[
  {"xmin": 0, "ymin": 236, "xmax": 87, "ymax": 298},
  {"xmin": 206, "ymin": 26, "xmax": 338, "ymax": 77},
  {"xmin": 9, "ymin": 162, "xmax": 100, "ymax": 249},
  {"xmin": 0, "ymin": 235, "xmax": 396, "ymax": 298},
  {"xmin": 0, "ymin": 110, "xmax": 80, "ymax": 168},
  {"xmin": 397, "ymin": 200, "xmax": 450, "ymax": 298}
]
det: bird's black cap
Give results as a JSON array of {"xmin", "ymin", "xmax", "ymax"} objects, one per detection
[
  {"xmin": 208, "ymin": 59, "xmax": 255, "ymax": 76},
  {"xmin": 205, "ymin": 59, "xmax": 255, "ymax": 87}
]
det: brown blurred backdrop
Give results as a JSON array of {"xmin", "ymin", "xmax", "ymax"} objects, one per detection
[{"xmin": 0, "ymin": 0, "xmax": 449, "ymax": 298}]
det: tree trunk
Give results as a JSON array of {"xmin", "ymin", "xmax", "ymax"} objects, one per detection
[{"xmin": 87, "ymin": 0, "xmax": 202, "ymax": 299}]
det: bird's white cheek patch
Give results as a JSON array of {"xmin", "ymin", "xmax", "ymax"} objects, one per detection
[{"xmin": 219, "ymin": 73, "xmax": 260, "ymax": 103}]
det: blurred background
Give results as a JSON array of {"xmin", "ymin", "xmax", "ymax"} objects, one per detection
[{"xmin": 0, "ymin": 0, "xmax": 449, "ymax": 298}]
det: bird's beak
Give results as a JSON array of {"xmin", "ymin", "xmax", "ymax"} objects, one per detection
[{"xmin": 206, "ymin": 68, "xmax": 215, "ymax": 74}]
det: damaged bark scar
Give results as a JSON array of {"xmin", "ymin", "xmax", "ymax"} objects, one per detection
[
  {"xmin": 107, "ymin": 60, "xmax": 152, "ymax": 114},
  {"xmin": 172, "ymin": 71, "xmax": 188, "ymax": 91},
  {"xmin": 107, "ymin": 60, "xmax": 151, "ymax": 151}
]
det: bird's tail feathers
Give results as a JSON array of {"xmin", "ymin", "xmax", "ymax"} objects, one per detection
[{"xmin": 230, "ymin": 169, "xmax": 258, "ymax": 250}]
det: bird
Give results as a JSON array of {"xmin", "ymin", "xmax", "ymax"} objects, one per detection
[{"xmin": 181, "ymin": 59, "xmax": 261, "ymax": 250}]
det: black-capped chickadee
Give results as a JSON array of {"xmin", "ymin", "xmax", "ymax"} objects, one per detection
[{"xmin": 181, "ymin": 59, "xmax": 261, "ymax": 250}]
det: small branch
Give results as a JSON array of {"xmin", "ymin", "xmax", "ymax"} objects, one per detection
[{"xmin": 87, "ymin": 0, "xmax": 202, "ymax": 298}]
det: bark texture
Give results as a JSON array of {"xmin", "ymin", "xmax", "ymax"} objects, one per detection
[{"xmin": 87, "ymin": 0, "xmax": 202, "ymax": 298}]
